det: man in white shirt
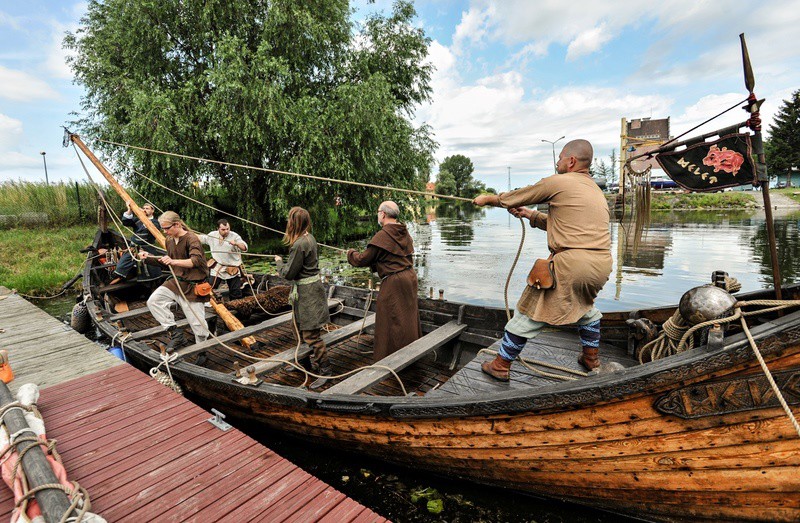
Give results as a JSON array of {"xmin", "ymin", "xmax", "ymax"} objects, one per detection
[{"xmin": 198, "ymin": 219, "xmax": 248, "ymax": 299}]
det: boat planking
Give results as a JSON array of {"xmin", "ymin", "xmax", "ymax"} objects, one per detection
[{"xmin": 83, "ymin": 228, "xmax": 800, "ymax": 522}]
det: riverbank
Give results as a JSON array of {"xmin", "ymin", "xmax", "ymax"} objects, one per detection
[{"xmin": 0, "ymin": 225, "xmax": 95, "ymax": 295}]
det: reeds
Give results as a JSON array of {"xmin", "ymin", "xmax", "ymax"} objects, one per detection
[{"xmin": 0, "ymin": 181, "xmax": 123, "ymax": 229}]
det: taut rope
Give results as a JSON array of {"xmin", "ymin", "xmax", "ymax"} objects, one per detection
[{"xmin": 98, "ymin": 139, "xmax": 474, "ymax": 203}]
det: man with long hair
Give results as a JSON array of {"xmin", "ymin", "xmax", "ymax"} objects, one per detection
[
  {"xmin": 275, "ymin": 207, "xmax": 332, "ymax": 389},
  {"xmin": 347, "ymin": 201, "xmax": 421, "ymax": 362},
  {"xmin": 139, "ymin": 211, "xmax": 210, "ymax": 351}
]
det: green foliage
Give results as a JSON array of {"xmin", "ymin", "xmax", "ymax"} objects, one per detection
[
  {"xmin": 0, "ymin": 181, "xmax": 123, "ymax": 229},
  {"xmin": 436, "ymin": 154, "xmax": 494, "ymax": 198},
  {"xmin": 65, "ymin": 0, "xmax": 435, "ymax": 243},
  {"xmin": 766, "ymin": 89, "xmax": 800, "ymax": 187},
  {"xmin": 648, "ymin": 191, "xmax": 757, "ymax": 211}
]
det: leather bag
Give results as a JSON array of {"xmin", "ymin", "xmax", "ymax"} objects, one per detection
[
  {"xmin": 527, "ymin": 254, "xmax": 555, "ymax": 290},
  {"xmin": 193, "ymin": 281, "xmax": 213, "ymax": 297}
]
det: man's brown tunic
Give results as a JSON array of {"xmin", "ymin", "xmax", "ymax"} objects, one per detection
[
  {"xmin": 145, "ymin": 230, "xmax": 209, "ymax": 302},
  {"xmin": 499, "ymin": 172, "xmax": 612, "ymax": 325},
  {"xmin": 347, "ymin": 223, "xmax": 421, "ymax": 362}
]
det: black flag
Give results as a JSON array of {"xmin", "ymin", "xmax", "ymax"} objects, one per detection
[{"xmin": 655, "ymin": 133, "xmax": 757, "ymax": 192}]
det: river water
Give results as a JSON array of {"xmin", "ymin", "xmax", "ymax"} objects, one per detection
[
  {"xmin": 33, "ymin": 204, "xmax": 800, "ymax": 522},
  {"xmin": 399, "ymin": 204, "xmax": 800, "ymax": 312}
]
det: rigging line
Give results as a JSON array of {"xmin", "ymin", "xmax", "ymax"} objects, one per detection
[
  {"xmin": 95, "ymin": 138, "xmax": 474, "ymax": 203},
  {"xmin": 126, "ymin": 183, "xmax": 278, "ymax": 258},
  {"xmin": 127, "ymin": 167, "xmax": 348, "ymax": 253},
  {"xmin": 627, "ymin": 96, "xmax": 749, "ymax": 163}
]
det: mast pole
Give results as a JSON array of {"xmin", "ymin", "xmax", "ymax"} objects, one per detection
[
  {"xmin": 740, "ymin": 33, "xmax": 782, "ymax": 299},
  {"xmin": 69, "ymin": 133, "xmax": 257, "ymax": 347}
]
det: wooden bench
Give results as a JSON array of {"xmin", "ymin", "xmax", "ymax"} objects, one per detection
[
  {"xmin": 174, "ymin": 300, "xmax": 341, "ymax": 358},
  {"xmin": 322, "ymin": 320, "xmax": 467, "ymax": 395},
  {"xmin": 129, "ymin": 310, "xmax": 217, "ymax": 340},
  {"xmin": 248, "ymin": 313, "xmax": 376, "ymax": 376}
]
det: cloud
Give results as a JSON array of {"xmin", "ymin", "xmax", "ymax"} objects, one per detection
[
  {"xmin": 0, "ymin": 113, "xmax": 23, "ymax": 151},
  {"xmin": 0, "ymin": 65, "xmax": 60, "ymax": 101},
  {"xmin": 452, "ymin": 5, "xmax": 495, "ymax": 55},
  {"xmin": 566, "ymin": 24, "xmax": 612, "ymax": 61}
]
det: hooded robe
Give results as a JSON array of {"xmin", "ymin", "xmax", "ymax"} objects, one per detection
[{"xmin": 347, "ymin": 223, "xmax": 422, "ymax": 361}]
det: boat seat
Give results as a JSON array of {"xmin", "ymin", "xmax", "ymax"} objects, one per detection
[
  {"xmin": 174, "ymin": 299, "xmax": 342, "ymax": 359},
  {"xmin": 129, "ymin": 310, "xmax": 217, "ymax": 340},
  {"xmin": 323, "ymin": 320, "xmax": 467, "ymax": 395},
  {"xmin": 248, "ymin": 312, "xmax": 377, "ymax": 376}
]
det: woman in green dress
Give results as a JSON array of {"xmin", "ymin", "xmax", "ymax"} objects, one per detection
[{"xmin": 275, "ymin": 207, "xmax": 331, "ymax": 389}]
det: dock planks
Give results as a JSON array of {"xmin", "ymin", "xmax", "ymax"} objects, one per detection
[{"xmin": 0, "ymin": 287, "xmax": 388, "ymax": 522}]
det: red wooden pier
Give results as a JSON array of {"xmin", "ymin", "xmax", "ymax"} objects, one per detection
[{"xmin": 0, "ymin": 288, "xmax": 388, "ymax": 522}]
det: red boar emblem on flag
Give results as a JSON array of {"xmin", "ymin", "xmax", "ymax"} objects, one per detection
[{"xmin": 702, "ymin": 145, "xmax": 745, "ymax": 175}]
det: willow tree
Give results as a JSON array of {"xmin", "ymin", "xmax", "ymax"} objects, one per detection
[{"xmin": 65, "ymin": 0, "xmax": 435, "ymax": 240}]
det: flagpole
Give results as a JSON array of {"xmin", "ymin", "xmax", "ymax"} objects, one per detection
[{"xmin": 740, "ymin": 33, "xmax": 782, "ymax": 299}]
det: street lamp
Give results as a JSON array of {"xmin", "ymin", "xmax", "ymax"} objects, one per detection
[
  {"xmin": 541, "ymin": 136, "xmax": 565, "ymax": 172},
  {"xmin": 40, "ymin": 151, "xmax": 49, "ymax": 185}
]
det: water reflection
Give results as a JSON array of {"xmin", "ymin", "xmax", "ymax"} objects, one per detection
[{"xmin": 408, "ymin": 203, "xmax": 800, "ymax": 312}]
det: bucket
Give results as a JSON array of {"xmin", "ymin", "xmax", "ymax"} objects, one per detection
[{"xmin": 108, "ymin": 346, "xmax": 126, "ymax": 362}]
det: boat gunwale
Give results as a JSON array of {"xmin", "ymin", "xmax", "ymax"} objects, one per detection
[{"xmin": 83, "ymin": 249, "xmax": 800, "ymax": 419}]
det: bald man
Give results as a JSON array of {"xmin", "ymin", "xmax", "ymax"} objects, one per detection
[
  {"xmin": 473, "ymin": 139, "xmax": 612, "ymax": 379},
  {"xmin": 347, "ymin": 201, "xmax": 421, "ymax": 361}
]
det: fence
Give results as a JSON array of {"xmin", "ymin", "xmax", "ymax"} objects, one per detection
[{"xmin": 0, "ymin": 181, "xmax": 123, "ymax": 229}]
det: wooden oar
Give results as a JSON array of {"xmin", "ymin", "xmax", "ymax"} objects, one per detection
[{"xmin": 70, "ymin": 133, "xmax": 257, "ymax": 348}]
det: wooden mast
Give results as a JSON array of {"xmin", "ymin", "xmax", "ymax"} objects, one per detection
[
  {"xmin": 740, "ymin": 33, "xmax": 782, "ymax": 299},
  {"xmin": 69, "ymin": 133, "xmax": 257, "ymax": 348}
]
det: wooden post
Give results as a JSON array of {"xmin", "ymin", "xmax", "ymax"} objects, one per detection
[
  {"xmin": 69, "ymin": 133, "xmax": 257, "ymax": 347},
  {"xmin": 0, "ymin": 382, "xmax": 74, "ymax": 522},
  {"xmin": 740, "ymin": 34, "xmax": 782, "ymax": 300}
]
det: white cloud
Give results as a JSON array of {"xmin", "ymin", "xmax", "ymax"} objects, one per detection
[
  {"xmin": 566, "ymin": 24, "xmax": 612, "ymax": 61},
  {"xmin": 0, "ymin": 113, "xmax": 23, "ymax": 151},
  {"xmin": 452, "ymin": 5, "xmax": 495, "ymax": 55},
  {"xmin": 0, "ymin": 65, "xmax": 60, "ymax": 101}
]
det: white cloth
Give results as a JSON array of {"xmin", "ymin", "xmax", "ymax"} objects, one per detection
[
  {"xmin": 198, "ymin": 231, "xmax": 247, "ymax": 280},
  {"xmin": 146, "ymin": 286, "xmax": 209, "ymax": 341}
]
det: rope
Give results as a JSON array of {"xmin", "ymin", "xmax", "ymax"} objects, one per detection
[
  {"xmin": 98, "ymin": 139, "xmax": 474, "ymax": 203},
  {"xmin": 478, "ymin": 348, "xmax": 587, "ymax": 380},
  {"xmin": 129, "ymin": 168, "xmax": 347, "ymax": 253},
  {"xmin": 504, "ymin": 218, "xmax": 526, "ymax": 321},
  {"xmin": 739, "ymin": 314, "xmax": 800, "ymax": 438}
]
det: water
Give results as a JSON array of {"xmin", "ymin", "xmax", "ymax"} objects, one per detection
[
  {"xmin": 32, "ymin": 205, "xmax": 800, "ymax": 522},
  {"xmin": 406, "ymin": 204, "xmax": 800, "ymax": 312}
]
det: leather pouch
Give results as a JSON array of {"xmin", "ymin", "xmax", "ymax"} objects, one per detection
[
  {"xmin": 527, "ymin": 254, "xmax": 555, "ymax": 290},
  {"xmin": 194, "ymin": 281, "xmax": 213, "ymax": 297},
  {"xmin": 225, "ymin": 265, "xmax": 240, "ymax": 276}
]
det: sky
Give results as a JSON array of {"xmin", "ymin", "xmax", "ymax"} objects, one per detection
[{"xmin": 1, "ymin": 0, "xmax": 799, "ymax": 191}]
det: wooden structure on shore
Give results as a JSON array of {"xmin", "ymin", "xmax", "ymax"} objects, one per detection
[{"xmin": 0, "ymin": 287, "xmax": 388, "ymax": 522}]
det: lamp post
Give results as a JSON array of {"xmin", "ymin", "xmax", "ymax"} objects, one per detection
[
  {"xmin": 40, "ymin": 151, "xmax": 49, "ymax": 185},
  {"xmin": 541, "ymin": 136, "xmax": 565, "ymax": 172}
]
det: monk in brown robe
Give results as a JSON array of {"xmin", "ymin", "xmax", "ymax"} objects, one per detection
[
  {"xmin": 347, "ymin": 201, "xmax": 422, "ymax": 362},
  {"xmin": 473, "ymin": 139, "xmax": 612, "ymax": 379}
]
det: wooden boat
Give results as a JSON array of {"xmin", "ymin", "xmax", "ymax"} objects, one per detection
[{"xmin": 81, "ymin": 228, "xmax": 800, "ymax": 522}]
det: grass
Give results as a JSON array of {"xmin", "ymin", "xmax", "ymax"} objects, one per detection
[
  {"xmin": 774, "ymin": 187, "xmax": 800, "ymax": 204},
  {"xmin": 0, "ymin": 180, "xmax": 123, "ymax": 229},
  {"xmin": 608, "ymin": 191, "xmax": 758, "ymax": 211},
  {"xmin": 0, "ymin": 225, "xmax": 96, "ymax": 295}
]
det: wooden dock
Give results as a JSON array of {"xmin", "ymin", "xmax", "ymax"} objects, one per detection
[{"xmin": 0, "ymin": 287, "xmax": 388, "ymax": 522}]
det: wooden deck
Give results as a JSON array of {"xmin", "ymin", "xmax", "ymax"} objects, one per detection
[
  {"xmin": 0, "ymin": 286, "xmax": 122, "ymax": 393},
  {"xmin": 0, "ymin": 287, "xmax": 388, "ymax": 522},
  {"xmin": 431, "ymin": 329, "xmax": 637, "ymax": 396}
]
